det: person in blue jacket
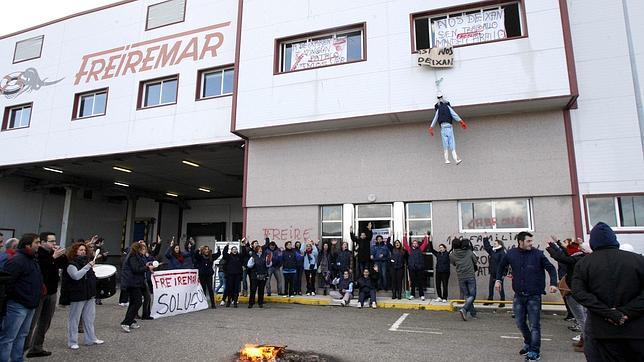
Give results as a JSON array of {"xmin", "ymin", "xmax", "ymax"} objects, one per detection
[
  {"xmin": 483, "ymin": 236, "xmax": 507, "ymax": 307},
  {"xmin": 164, "ymin": 240, "xmax": 193, "ymax": 270},
  {"xmin": 301, "ymin": 241, "xmax": 319, "ymax": 296},
  {"xmin": 370, "ymin": 235, "xmax": 390, "ymax": 291}
]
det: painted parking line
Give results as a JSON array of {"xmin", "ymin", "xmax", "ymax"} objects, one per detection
[
  {"xmin": 395, "ymin": 329, "xmax": 443, "ymax": 335},
  {"xmin": 389, "ymin": 313, "xmax": 443, "ymax": 334},
  {"xmin": 500, "ymin": 336, "xmax": 552, "ymax": 341},
  {"xmin": 389, "ymin": 313, "xmax": 409, "ymax": 331}
]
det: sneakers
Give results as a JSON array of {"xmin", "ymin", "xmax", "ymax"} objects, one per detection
[
  {"xmin": 87, "ymin": 339, "xmax": 104, "ymax": 346},
  {"xmin": 442, "ymin": 299, "xmax": 448, "ymax": 303},
  {"xmin": 568, "ymin": 324, "xmax": 582, "ymax": 332},
  {"xmin": 519, "ymin": 348, "xmax": 528, "ymax": 356},
  {"xmin": 282, "ymin": 295, "xmax": 288, "ymax": 298},
  {"xmin": 340, "ymin": 300, "xmax": 346, "ymax": 307},
  {"xmin": 433, "ymin": 298, "xmax": 441, "ymax": 302},
  {"xmin": 118, "ymin": 302, "xmax": 129, "ymax": 307},
  {"xmin": 455, "ymin": 159, "xmax": 463, "ymax": 165},
  {"xmin": 572, "ymin": 335, "xmax": 581, "ymax": 342},
  {"xmin": 358, "ymin": 304, "xmax": 363, "ymax": 309},
  {"xmin": 311, "ymin": 292, "xmax": 316, "ymax": 296},
  {"xmin": 220, "ymin": 300, "xmax": 225, "ymax": 306},
  {"xmin": 459, "ymin": 309, "xmax": 468, "ymax": 321},
  {"xmin": 499, "ymin": 303, "xmax": 506, "ymax": 308},
  {"xmin": 120, "ymin": 325, "xmax": 130, "ymax": 333},
  {"xmin": 70, "ymin": 344, "xmax": 79, "ymax": 350},
  {"xmin": 130, "ymin": 323, "xmax": 141, "ymax": 330},
  {"xmin": 26, "ymin": 350, "xmax": 52, "ymax": 357},
  {"xmin": 371, "ymin": 302, "xmax": 377, "ymax": 309},
  {"xmin": 408, "ymin": 296, "xmax": 415, "ymax": 300},
  {"xmin": 420, "ymin": 296, "xmax": 425, "ymax": 301},
  {"xmin": 306, "ymin": 292, "xmax": 311, "ymax": 296},
  {"xmin": 525, "ymin": 352, "xmax": 541, "ymax": 361}
]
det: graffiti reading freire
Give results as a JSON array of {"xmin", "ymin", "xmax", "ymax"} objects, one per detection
[
  {"xmin": 74, "ymin": 22, "xmax": 230, "ymax": 85},
  {"xmin": 0, "ymin": 68, "xmax": 64, "ymax": 99}
]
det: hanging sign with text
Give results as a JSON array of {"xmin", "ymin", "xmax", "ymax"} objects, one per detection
[
  {"xmin": 150, "ymin": 269, "xmax": 208, "ymax": 319},
  {"xmin": 432, "ymin": 9, "xmax": 506, "ymax": 47},
  {"xmin": 417, "ymin": 47, "xmax": 454, "ymax": 67},
  {"xmin": 290, "ymin": 37, "xmax": 348, "ymax": 71}
]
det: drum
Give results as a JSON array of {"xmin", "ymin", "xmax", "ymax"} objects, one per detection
[{"xmin": 93, "ymin": 264, "xmax": 117, "ymax": 299}]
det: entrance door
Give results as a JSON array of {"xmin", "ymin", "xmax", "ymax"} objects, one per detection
[
  {"xmin": 355, "ymin": 204, "xmax": 393, "ymax": 243},
  {"xmin": 405, "ymin": 202, "xmax": 434, "ymax": 291}
]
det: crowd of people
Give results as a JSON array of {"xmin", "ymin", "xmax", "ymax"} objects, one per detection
[{"xmin": 0, "ymin": 221, "xmax": 641, "ymax": 362}]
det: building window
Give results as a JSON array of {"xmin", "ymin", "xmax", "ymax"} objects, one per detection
[
  {"xmin": 355, "ymin": 204, "xmax": 392, "ymax": 238},
  {"xmin": 459, "ymin": 198, "xmax": 532, "ymax": 232},
  {"xmin": 138, "ymin": 75, "xmax": 178, "ymax": 109},
  {"xmin": 73, "ymin": 89, "xmax": 107, "ymax": 119},
  {"xmin": 321, "ymin": 206, "xmax": 343, "ymax": 242},
  {"xmin": 196, "ymin": 66, "xmax": 234, "ymax": 100},
  {"xmin": 412, "ymin": 1, "xmax": 524, "ymax": 51},
  {"xmin": 13, "ymin": 35, "xmax": 44, "ymax": 63},
  {"xmin": 406, "ymin": 203, "xmax": 433, "ymax": 240},
  {"xmin": 277, "ymin": 23, "xmax": 366, "ymax": 73},
  {"xmin": 146, "ymin": 0, "xmax": 186, "ymax": 31},
  {"xmin": 587, "ymin": 195, "xmax": 644, "ymax": 230},
  {"xmin": 2, "ymin": 103, "xmax": 32, "ymax": 131}
]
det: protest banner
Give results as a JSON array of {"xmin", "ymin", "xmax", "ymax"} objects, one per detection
[
  {"xmin": 290, "ymin": 37, "xmax": 348, "ymax": 71},
  {"xmin": 151, "ymin": 269, "xmax": 208, "ymax": 319},
  {"xmin": 417, "ymin": 46, "xmax": 454, "ymax": 67},
  {"xmin": 432, "ymin": 8, "xmax": 506, "ymax": 47},
  {"xmin": 370, "ymin": 228, "xmax": 391, "ymax": 246}
]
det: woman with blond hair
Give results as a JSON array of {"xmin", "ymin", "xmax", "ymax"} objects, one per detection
[{"xmin": 60, "ymin": 242, "xmax": 103, "ymax": 349}]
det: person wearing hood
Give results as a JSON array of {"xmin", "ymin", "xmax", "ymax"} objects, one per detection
[
  {"xmin": 483, "ymin": 237, "xmax": 507, "ymax": 307},
  {"xmin": 0, "ymin": 234, "xmax": 44, "ymax": 361},
  {"xmin": 495, "ymin": 232, "xmax": 558, "ymax": 361},
  {"xmin": 572, "ymin": 222, "xmax": 644, "ymax": 362},
  {"xmin": 450, "ymin": 238, "xmax": 479, "ymax": 321}
]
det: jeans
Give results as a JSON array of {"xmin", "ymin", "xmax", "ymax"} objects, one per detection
[
  {"xmin": 294, "ymin": 267, "xmax": 303, "ymax": 294},
  {"xmin": 566, "ymin": 295, "xmax": 586, "ymax": 337},
  {"xmin": 488, "ymin": 274, "xmax": 505, "ymax": 302},
  {"xmin": 200, "ymin": 276, "xmax": 215, "ymax": 306},
  {"xmin": 513, "ymin": 294, "xmax": 542, "ymax": 354},
  {"xmin": 142, "ymin": 284, "xmax": 151, "ymax": 319},
  {"xmin": 435, "ymin": 272, "xmax": 450, "ymax": 300},
  {"xmin": 242, "ymin": 268, "xmax": 248, "ymax": 293},
  {"xmin": 67, "ymin": 299, "xmax": 97, "ymax": 347},
  {"xmin": 391, "ymin": 268, "xmax": 404, "ymax": 299},
  {"xmin": 215, "ymin": 271, "xmax": 226, "ymax": 294},
  {"xmin": 266, "ymin": 267, "xmax": 283, "ymax": 295},
  {"xmin": 0, "ymin": 300, "xmax": 36, "ymax": 362},
  {"xmin": 249, "ymin": 279, "xmax": 266, "ymax": 306},
  {"xmin": 283, "ymin": 272, "xmax": 296, "ymax": 296},
  {"xmin": 409, "ymin": 269, "xmax": 425, "ymax": 297},
  {"xmin": 304, "ymin": 269, "xmax": 316, "ymax": 294},
  {"xmin": 121, "ymin": 287, "xmax": 143, "ymax": 326},
  {"xmin": 358, "ymin": 290, "xmax": 377, "ymax": 306},
  {"xmin": 25, "ymin": 293, "xmax": 57, "ymax": 353},
  {"xmin": 375, "ymin": 261, "xmax": 387, "ymax": 290},
  {"xmin": 440, "ymin": 124, "xmax": 456, "ymax": 151},
  {"xmin": 224, "ymin": 273, "xmax": 241, "ymax": 303},
  {"xmin": 458, "ymin": 277, "xmax": 477, "ymax": 317}
]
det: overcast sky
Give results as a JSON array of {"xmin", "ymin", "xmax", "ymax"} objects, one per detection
[{"xmin": 0, "ymin": 0, "xmax": 118, "ymax": 37}]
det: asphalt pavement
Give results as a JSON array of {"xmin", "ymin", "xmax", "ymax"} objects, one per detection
[{"xmin": 33, "ymin": 297, "xmax": 585, "ymax": 362}]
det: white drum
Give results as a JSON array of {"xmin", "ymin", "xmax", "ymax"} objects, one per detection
[
  {"xmin": 93, "ymin": 264, "xmax": 116, "ymax": 279},
  {"xmin": 93, "ymin": 264, "xmax": 117, "ymax": 299}
]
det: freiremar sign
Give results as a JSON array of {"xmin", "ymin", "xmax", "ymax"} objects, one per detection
[{"xmin": 74, "ymin": 22, "xmax": 230, "ymax": 85}]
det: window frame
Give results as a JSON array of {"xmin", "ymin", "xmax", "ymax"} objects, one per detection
[
  {"xmin": 405, "ymin": 202, "xmax": 433, "ymax": 240},
  {"xmin": 145, "ymin": 0, "xmax": 187, "ymax": 31},
  {"xmin": 72, "ymin": 88, "xmax": 109, "ymax": 120},
  {"xmin": 320, "ymin": 205, "xmax": 343, "ymax": 242},
  {"xmin": 2, "ymin": 102, "xmax": 33, "ymax": 131},
  {"xmin": 409, "ymin": 0, "xmax": 528, "ymax": 53},
  {"xmin": 584, "ymin": 193, "xmax": 644, "ymax": 234},
  {"xmin": 137, "ymin": 74, "xmax": 179, "ymax": 110},
  {"xmin": 458, "ymin": 198, "xmax": 533, "ymax": 233},
  {"xmin": 195, "ymin": 65, "xmax": 235, "ymax": 101},
  {"xmin": 13, "ymin": 35, "xmax": 45, "ymax": 64},
  {"xmin": 274, "ymin": 22, "xmax": 367, "ymax": 75}
]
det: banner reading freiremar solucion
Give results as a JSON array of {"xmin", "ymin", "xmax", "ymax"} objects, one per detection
[{"xmin": 151, "ymin": 269, "xmax": 209, "ymax": 319}]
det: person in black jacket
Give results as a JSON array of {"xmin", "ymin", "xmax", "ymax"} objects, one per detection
[
  {"xmin": 120, "ymin": 243, "xmax": 154, "ymax": 333},
  {"xmin": 572, "ymin": 222, "xmax": 644, "ymax": 362},
  {"xmin": 247, "ymin": 244, "xmax": 271, "ymax": 308},
  {"xmin": 429, "ymin": 241, "xmax": 450, "ymax": 302},
  {"xmin": 334, "ymin": 242, "xmax": 353, "ymax": 279},
  {"xmin": 60, "ymin": 241, "xmax": 103, "ymax": 349},
  {"xmin": 25, "ymin": 232, "xmax": 67, "ymax": 358},
  {"xmin": 389, "ymin": 240, "xmax": 407, "ymax": 300},
  {"xmin": 222, "ymin": 244, "xmax": 243, "ymax": 307},
  {"xmin": 357, "ymin": 265, "xmax": 379, "ymax": 309},
  {"xmin": 0, "ymin": 234, "xmax": 44, "ymax": 361},
  {"xmin": 483, "ymin": 237, "xmax": 507, "ymax": 307},
  {"xmin": 281, "ymin": 241, "xmax": 298, "ymax": 298},
  {"xmin": 193, "ymin": 245, "xmax": 220, "ymax": 309},
  {"xmin": 350, "ymin": 223, "xmax": 373, "ymax": 278}
]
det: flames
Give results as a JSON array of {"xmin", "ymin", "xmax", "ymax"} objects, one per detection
[{"xmin": 239, "ymin": 344, "xmax": 285, "ymax": 362}]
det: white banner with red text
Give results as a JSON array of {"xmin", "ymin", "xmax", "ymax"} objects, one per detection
[{"xmin": 150, "ymin": 269, "xmax": 208, "ymax": 319}]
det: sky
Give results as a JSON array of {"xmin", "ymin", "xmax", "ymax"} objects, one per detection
[{"xmin": 0, "ymin": 0, "xmax": 118, "ymax": 37}]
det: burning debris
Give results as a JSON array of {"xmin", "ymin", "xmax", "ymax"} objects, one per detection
[{"xmin": 237, "ymin": 344, "xmax": 337, "ymax": 362}]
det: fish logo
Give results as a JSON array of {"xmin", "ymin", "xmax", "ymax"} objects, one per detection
[{"xmin": 0, "ymin": 68, "xmax": 64, "ymax": 99}]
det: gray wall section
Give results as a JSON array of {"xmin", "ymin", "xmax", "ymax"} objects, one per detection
[
  {"xmin": 246, "ymin": 111, "xmax": 571, "ymax": 207},
  {"xmin": 246, "ymin": 206, "xmax": 320, "ymax": 246}
]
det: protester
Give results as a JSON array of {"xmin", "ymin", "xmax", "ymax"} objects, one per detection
[
  {"xmin": 403, "ymin": 234, "xmax": 429, "ymax": 300},
  {"xmin": 24, "ymin": 232, "xmax": 67, "ymax": 358},
  {"xmin": 120, "ymin": 243, "xmax": 154, "ymax": 333},
  {"xmin": 60, "ymin": 241, "xmax": 103, "ymax": 349},
  {"xmin": 214, "ymin": 249, "xmax": 226, "ymax": 305},
  {"xmin": 350, "ymin": 223, "xmax": 373, "ymax": 276},
  {"xmin": 183, "ymin": 237, "xmax": 197, "ymax": 268},
  {"xmin": 281, "ymin": 241, "xmax": 298, "ymax": 298},
  {"xmin": 356, "ymin": 266, "xmax": 379, "ymax": 309},
  {"xmin": 428, "ymin": 241, "xmax": 450, "ymax": 302},
  {"xmin": 193, "ymin": 245, "xmax": 220, "ymax": 309},
  {"xmin": 247, "ymin": 244, "xmax": 271, "ymax": 308},
  {"xmin": 317, "ymin": 242, "xmax": 333, "ymax": 296},
  {"xmin": 222, "ymin": 244, "xmax": 243, "ymax": 307},
  {"xmin": 370, "ymin": 235, "xmax": 390, "ymax": 291},
  {"xmin": 572, "ymin": 222, "xmax": 644, "ymax": 362},
  {"xmin": 334, "ymin": 242, "xmax": 353, "ymax": 279},
  {"xmin": 546, "ymin": 237, "xmax": 587, "ymax": 352},
  {"xmin": 294, "ymin": 241, "xmax": 304, "ymax": 295},
  {"xmin": 165, "ymin": 239, "xmax": 193, "ymax": 270},
  {"xmin": 389, "ymin": 239, "xmax": 407, "ymax": 300},
  {"xmin": 496, "ymin": 232, "xmax": 558, "ymax": 361},
  {"xmin": 240, "ymin": 238, "xmax": 254, "ymax": 296},
  {"xmin": 0, "ymin": 234, "xmax": 44, "ymax": 361},
  {"xmin": 263, "ymin": 239, "xmax": 283, "ymax": 296},
  {"xmin": 483, "ymin": 237, "xmax": 507, "ymax": 307},
  {"xmin": 331, "ymin": 270, "xmax": 354, "ymax": 306},
  {"xmin": 301, "ymin": 241, "xmax": 319, "ymax": 296},
  {"xmin": 0, "ymin": 238, "xmax": 18, "ymax": 269},
  {"xmin": 0, "ymin": 232, "xmax": 3, "ymax": 252},
  {"xmin": 450, "ymin": 238, "xmax": 479, "ymax": 321}
]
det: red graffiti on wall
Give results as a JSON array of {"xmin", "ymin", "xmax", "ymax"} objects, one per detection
[{"xmin": 262, "ymin": 226, "xmax": 312, "ymax": 241}]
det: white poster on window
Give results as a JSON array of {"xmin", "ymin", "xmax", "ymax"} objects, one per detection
[
  {"xmin": 432, "ymin": 9, "xmax": 506, "ymax": 47},
  {"xmin": 370, "ymin": 228, "xmax": 391, "ymax": 246},
  {"xmin": 290, "ymin": 37, "xmax": 348, "ymax": 71},
  {"xmin": 150, "ymin": 269, "xmax": 208, "ymax": 319}
]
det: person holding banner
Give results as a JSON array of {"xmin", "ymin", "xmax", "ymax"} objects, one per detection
[
  {"xmin": 120, "ymin": 243, "xmax": 154, "ymax": 333},
  {"xmin": 60, "ymin": 242, "xmax": 103, "ymax": 349},
  {"xmin": 429, "ymin": 93, "xmax": 468, "ymax": 165},
  {"xmin": 247, "ymin": 245, "xmax": 272, "ymax": 308},
  {"xmin": 193, "ymin": 245, "xmax": 220, "ymax": 309},
  {"xmin": 222, "ymin": 244, "xmax": 243, "ymax": 307}
]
